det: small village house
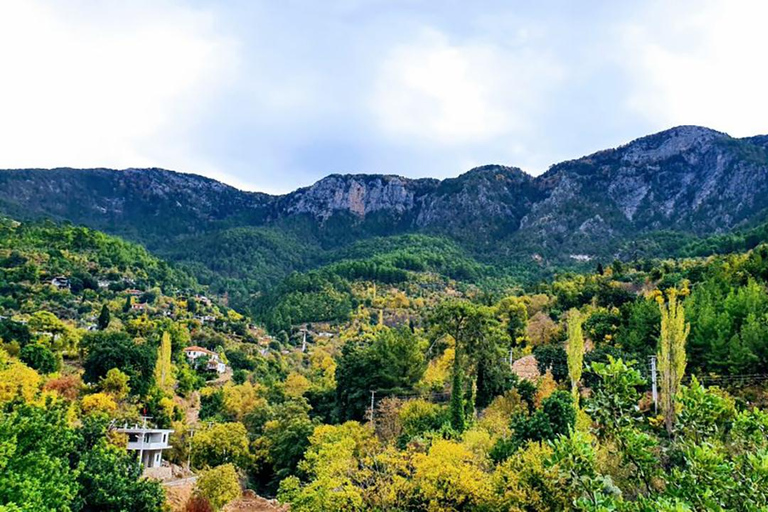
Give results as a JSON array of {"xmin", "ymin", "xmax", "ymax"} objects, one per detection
[{"xmin": 183, "ymin": 345, "xmax": 226, "ymax": 373}]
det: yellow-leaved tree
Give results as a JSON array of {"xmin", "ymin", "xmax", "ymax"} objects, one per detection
[
  {"xmin": 657, "ymin": 289, "xmax": 690, "ymax": 434},
  {"xmin": 154, "ymin": 331, "xmax": 174, "ymax": 394},
  {"xmin": 195, "ymin": 463, "xmax": 241, "ymax": 511},
  {"xmin": 566, "ymin": 308, "xmax": 585, "ymax": 402}
]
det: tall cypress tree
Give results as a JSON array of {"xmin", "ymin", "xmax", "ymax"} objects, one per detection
[{"xmin": 97, "ymin": 304, "xmax": 111, "ymax": 330}]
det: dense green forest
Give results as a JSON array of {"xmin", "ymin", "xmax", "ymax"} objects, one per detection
[{"xmin": 4, "ymin": 216, "xmax": 768, "ymax": 510}]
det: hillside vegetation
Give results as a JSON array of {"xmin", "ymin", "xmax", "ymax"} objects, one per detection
[{"xmin": 4, "ymin": 215, "xmax": 768, "ymax": 510}]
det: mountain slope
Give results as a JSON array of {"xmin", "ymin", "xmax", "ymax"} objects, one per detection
[{"xmin": 2, "ymin": 125, "xmax": 768, "ymax": 308}]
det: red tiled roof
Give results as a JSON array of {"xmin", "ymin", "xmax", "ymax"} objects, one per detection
[{"xmin": 183, "ymin": 346, "xmax": 215, "ymax": 355}]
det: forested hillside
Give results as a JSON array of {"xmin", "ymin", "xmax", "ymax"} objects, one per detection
[
  {"xmin": 3, "ymin": 126, "xmax": 768, "ymax": 322},
  {"xmin": 4, "ymin": 214, "xmax": 768, "ymax": 510}
]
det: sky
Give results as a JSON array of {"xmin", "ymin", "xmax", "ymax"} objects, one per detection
[{"xmin": 1, "ymin": 0, "xmax": 768, "ymax": 194}]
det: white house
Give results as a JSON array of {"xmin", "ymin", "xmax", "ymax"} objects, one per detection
[
  {"xmin": 50, "ymin": 276, "xmax": 70, "ymax": 289},
  {"xmin": 116, "ymin": 421, "xmax": 173, "ymax": 469},
  {"xmin": 195, "ymin": 294, "xmax": 212, "ymax": 307},
  {"xmin": 183, "ymin": 346, "xmax": 226, "ymax": 373}
]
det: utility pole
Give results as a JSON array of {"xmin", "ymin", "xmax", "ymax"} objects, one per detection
[
  {"xmin": 369, "ymin": 390, "xmax": 375, "ymax": 425},
  {"xmin": 650, "ymin": 355, "xmax": 658, "ymax": 414},
  {"xmin": 138, "ymin": 415, "xmax": 149, "ymax": 468}
]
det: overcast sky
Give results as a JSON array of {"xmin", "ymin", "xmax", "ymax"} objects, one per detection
[{"xmin": 1, "ymin": 0, "xmax": 767, "ymax": 193}]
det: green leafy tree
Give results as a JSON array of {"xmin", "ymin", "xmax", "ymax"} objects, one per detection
[
  {"xmin": 0, "ymin": 401, "xmax": 164, "ymax": 512},
  {"xmin": 76, "ymin": 444, "xmax": 165, "ymax": 511},
  {"xmin": 259, "ymin": 399, "xmax": 315, "ymax": 483},
  {"xmin": 675, "ymin": 377, "xmax": 735, "ymax": 443},
  {"xmin": 429, "ymin": 300, "xmax": 498, "ymax": 432},
  {"xmin": 549, "ymin": 430, "xmax": 620, "ymax": 510},
  {"xmin": 19, "ymin": 343, "xmax": 60, "ymax": 374},
  {"xmin": 584, "ymin": 356, "xmax": 645, "ymax": 436},
  {"xmin": 335, "ymin": 327, "xmax": 425, "ymax": 421},
  {"xmin": 492, "ymin": 391, "xmax": 576, "ymax": 462},
  {"xmin": 83, "ymin": 332, "xmax": 156, "ymax": 397}
]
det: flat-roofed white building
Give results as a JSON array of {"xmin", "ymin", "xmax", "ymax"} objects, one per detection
[{"xmin": 116, "ymin": 422, "xmax": 174, "ymax": 469}]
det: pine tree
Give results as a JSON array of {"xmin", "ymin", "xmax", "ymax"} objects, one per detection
[
  {"xmin": 154, "ymin": 331, "xmax": 174, "ymax": 393},
  {"xmin": 566, "ymin": 308, "xmax": 585, "ymax": 402},
  {"xmin": 657, "ymin": 289, "xmax": 690, "ymax": 434},
  {"xmin": 97, "ymin": 304, "xmax": 111, "ymax": 330}
]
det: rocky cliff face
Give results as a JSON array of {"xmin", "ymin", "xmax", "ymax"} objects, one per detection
[
  {"xmin": 1, "ymin": 125, "xmax": 768, "ymax": 259},
  {"xmin": 515, "ymin": 126, "xmax": 768, "ymax": 256},
  {"xmin": 279, "ymin": 174, "xmax": 437, "ymax": 220}
]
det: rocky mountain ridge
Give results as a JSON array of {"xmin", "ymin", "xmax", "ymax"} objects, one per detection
[{"xmin": 1, "ymin": 125, "xmax": 767, "ymax": 262}]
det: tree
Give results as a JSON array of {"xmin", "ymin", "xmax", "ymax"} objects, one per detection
[
  {"xmin": 496, "ymin": 296, "xmax": 528, "ymax": 344},
  {"xmin": 97, "ymin": 304, "xmax": 111, "ymax": 331},
  {"xmin": 195, "ymin": 464, "xmax": 241, "ymax": 511},
  {"xmin": 154, "ymin": 332, "xmax": 174, "ymax": 394},
  {"xmin": 429, "ymin": 300, "xmax": 498, "ymax": 432},
  {"xmin": 81, "ymin": 392, "xmax": 118, "ymax": 415},
  {"xmin": 566, "ymin": 309, "xmax": 585, "ymax": 401},
  {"xmin": 277, "ymin": 422, "xmax": 375, "ymax": 512},
  {"xmin": 549, "ymin": 430, "xmax": 618, "ymax": 509},
  {"xmin": 83, "ymin": 332, "xmax": 156, "ymax": 397},
  {"xmin": 398, "ymin": 399, "xmax": 449, "ymax": 445},
  {"xmin": 492, "ymin": 390, "xmax": 576, "ymax": 463},
  {"xmin": 411, "ymin": 439, "xmax": 493, "ymax": 510},
  {"xmin": 19, "ymin": 343, "xmax": 60, "ymax": 374},
  {"xmin": 76, "ymin": 444, "xmax": 165, "ymax": 511},
  {"xmin": 335, "ymin": 327, "xmax": 425, "ymax": 421},
  {"xmin": 191, "ymin": 422, "xmax": 249, "ymax": 469},
  {"xmin": 260, "ymin": 399, "xmax": 316, "ymax": 482},
  {"xmin": 0, "ymin": 353, "xmax": 41, "ymax": 404},
  {"xmin": 532, "ymin": 345, "xmax": 568, "ymax": 383},
  {"xmin": 0, "ymin": 402, "xmax": 80, "ymax": 510},
  {"xmin": 0, "ymin": 401, "xmax": 164, "ymax": 511},
  {"xmin": 28, "ymin": 311, "xmax": 79, "ymax": 353},
  {"xmin": 100, "ymin": 368, "xmax": 131, "ymax": 400},
  {"xmin": 657, "ymin": 289, "xmax": 689, "ymax": 434}
]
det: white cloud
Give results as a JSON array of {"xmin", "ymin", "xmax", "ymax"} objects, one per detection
[
  {"xmin": 370, "ymin": 28, "xmax": 564, "ymax": 146},
  {"xmin": 0, "ymin": 0, "xmax": 238, "ymax": 178},
  {"xmin": 621, "ymin": 0, "xmax": 768, "ymax": 136}
]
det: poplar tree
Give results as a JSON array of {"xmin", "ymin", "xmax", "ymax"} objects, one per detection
[
  {"xmin": 657, "ymin": 289, "xmax": 690, "ymax": 434},
  {"xmin": 566, "ymin": 308, "xmax": 585, "ymax": 401},
  {"xmin": 154, "ymin": 331, "xmax": 174, "ymax": 393}
]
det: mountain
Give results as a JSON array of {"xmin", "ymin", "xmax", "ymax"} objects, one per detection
[{"xmin": 2, "ymin": 125, "xmax": 768, "ymax": 311}]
